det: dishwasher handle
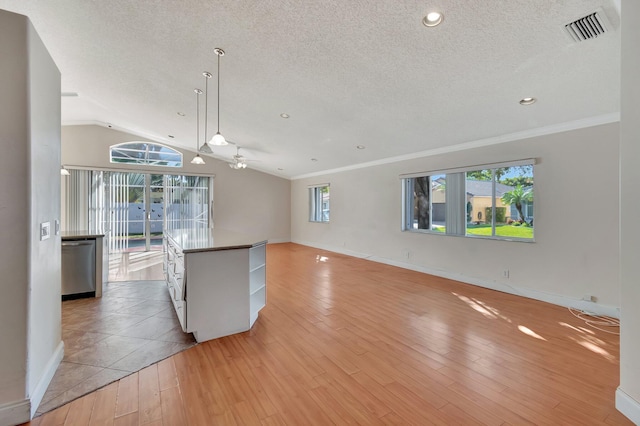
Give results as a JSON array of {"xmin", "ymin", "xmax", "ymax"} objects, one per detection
[{"xmin": 62, "ymin": 241, "xmax": 95, "ymax": 247}]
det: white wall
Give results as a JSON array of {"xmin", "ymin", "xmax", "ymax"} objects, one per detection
[
  {"xmin": 61, "ymin": 125, "xmax": 291, "ymax": 243},
  {"xmin": 617, "ymin": 0, "xmax": 640, "ymax": 422},
  {"xmin": 0, "ymin": 10, "xmax": 62, "ymax": 425},
  {"xmin": 0, "ymin": 11, "xmax": 30, "ymax": 423},
  {"xmin": 292, "ymin": 123, "xmax": 620, "ymax": 314},
  {"xmin": 26, "ymin": 13, "xmax": 64, "ymax": 417}
]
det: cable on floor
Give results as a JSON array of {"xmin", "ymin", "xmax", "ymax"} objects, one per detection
[{"xmin": 568, "ymin": 307, "xmax": 620, "ymax": 335}]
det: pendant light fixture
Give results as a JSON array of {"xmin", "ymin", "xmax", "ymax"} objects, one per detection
[
  {"xmin": 210, "ymin": 48, "xmax": 228, "ymax": 146},
  {"xmin": 199, "ymin": 72, "xmax": 213, "ymax": 154},
  {"xmin": 190, "ymin": 88, "xmax": 205, "ymax": 165}
]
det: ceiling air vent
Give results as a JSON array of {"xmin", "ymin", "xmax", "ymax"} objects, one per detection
[{"xmin": 564, "ymin": 8, "xmax": 611, "ymax": 42}]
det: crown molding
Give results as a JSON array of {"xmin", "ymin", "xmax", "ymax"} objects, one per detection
[{"xmin": 291, "ymin": 113, "xmax": 620, "ymax": 180}]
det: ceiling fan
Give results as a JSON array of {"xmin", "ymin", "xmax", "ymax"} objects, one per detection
[{"xmin": 229, "ymin": 146, "xmax": 248, "ymax": 169}]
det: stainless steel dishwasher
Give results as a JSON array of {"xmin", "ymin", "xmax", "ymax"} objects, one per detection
[{"xmin": 61, "ymin": 239, "xmax": 96, "ymax": 300}]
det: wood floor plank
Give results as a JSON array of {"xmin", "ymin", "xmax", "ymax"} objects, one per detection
[
  {"xmin": 172, "ymin": 351, "xmax": 213, "ymax": 425},
  {"xmin": 137, "ymin": 364, "xmax": 162, "ymax": 424},
  {"xmin": 190, "ymin": 344, "xmax": 235, "ymax": 417},
  {"xmin": 63, "ymin": 392, "xmax": 96, "ymax": 425},
  {"xmin": 447, "ymin": 380, "xmax": 548, "ymax": 426},
  {"xmin": 112, "ymin": 411, "xmax": 137, "ymax": 426},
  {"xmin": 27, "ymin": 243, "xmax": 632, "ymax": 426},
  {"xmin": 210, "ymin": 410, "xmax": 238, "ymax": 425},
  {"xmin": 39, "ymin": 404, "xmax": 69, "ymax": 426},
  {"xmin": 379, "ymin": 411, "xmax": 407, "ymax": 425},
  {"xmin": 229, "ymin": 356, "xmax": 278, "ymax": 419},
  {"xmin": 313, "ymin": 373, "xmax": 388, "ymax": 424},
  {"xmin": 159, "ymin": 386, "xmax": 187, "ymax": 425},
  {"xmin": 88, "ymin": 382, "xmax": 118, "ymax": 426},
  {"xmin": 438, "ymin": 402, "xmax": 486, "ymax": 426},
  {"xmin": 230, "ymin": 400, "xmax": 262, "ymax": 425},
  {"xmin": 260, "ymin": 413, "xmax": 288, "ymax": 426},
  {"xmin": 307, "ymin": 384, "xmax": 368, "ymax": 425},
  {"xmin": 114, "ymin": 372, "xmax": 138, "ymax": 418},
  {"xmin": 156, "ymin": 357, "xmax": 178, "ymax": 391},
  {"xmin": 248, "ymin": 364, "xmax": 299, "ymax": 415}
]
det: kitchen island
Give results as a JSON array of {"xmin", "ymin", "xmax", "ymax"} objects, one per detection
[{"xmin": 165, "ymin": 228, "xmax": 267, "ymax": 343}]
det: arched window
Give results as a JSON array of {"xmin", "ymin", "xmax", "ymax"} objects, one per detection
[{"xmin": 110, "ymin": 142, "xmax": 182, "ymax": 167}]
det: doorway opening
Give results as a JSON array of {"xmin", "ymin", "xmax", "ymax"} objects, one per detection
[{"xmin": 64, "ymin": 169, "xmax": 212, "ymax": 282}]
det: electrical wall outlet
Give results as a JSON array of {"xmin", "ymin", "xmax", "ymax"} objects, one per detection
[
  {"xmin": 582, "ymin": 294, "xmax": 596, "ymax": 302},
  {"xmin": 502, "ymin": 269, "xmax": 510, "ymax": 279},
  {"xmin": 40, "ymin": 222, "xmax": 50, "ymax": 241}
]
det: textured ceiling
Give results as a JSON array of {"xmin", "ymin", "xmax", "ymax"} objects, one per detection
[{"xmin": 0, "ymin": 0, "xmax": 621, "ymax": 178}]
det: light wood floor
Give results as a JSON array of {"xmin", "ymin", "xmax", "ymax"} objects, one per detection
[{"xmin": 25, "ymin": 243, "xmax": 630, "ymax": 425}]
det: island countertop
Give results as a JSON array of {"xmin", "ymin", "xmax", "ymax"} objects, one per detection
[
  {"xmin": 166, "ymin": 228, "xmax": 267, "ymax": 253},
  {"xmin": 61, "ymin": 231, "xmax": 106, "ymax": 239}
]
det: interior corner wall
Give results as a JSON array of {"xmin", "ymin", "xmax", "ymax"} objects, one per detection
[
  {"xmin": 26, "ymin": 13, "xmax": 63, "ymax": 417},
  {"xmin": 0, "ymin": 10, "xmax": 30, "ymax": 424},
  {"xmin": 618, "ymin": 0, "xmax": 640, "ymax": 422},
  {"xmin": 0, "ymin": 9, "xmax": 62, "ymax": 425},
  {"xmin": 291, "ymin": 123, "xmax": 620, "ymax": 313},
  {"xmin": 61, "ymin": 125, "xmax": 291, "ymax": 243}
]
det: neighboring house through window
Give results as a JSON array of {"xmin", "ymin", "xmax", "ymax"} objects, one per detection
[{"xmin": 402, "ymin": 161, "xmax": 534, "ymax": 241}]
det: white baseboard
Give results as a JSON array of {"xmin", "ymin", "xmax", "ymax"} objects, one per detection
[
  {"xmin": 616, "ymin": 388, "xmax": 640, "ymax": 425},
  {"xmin": 293, "ymin": 240, "xmax": 620, "ymax": 319},
  {"xmin": 30, "ymin": 341, "xmax": 64, "ymax": 417},
  {"xmin": 0, "ymin": 399, "xmax": 30, "ymax": 426},
  {"xmin": 267, "ymin": 238, "xmax": 291, "ymax": 244}
]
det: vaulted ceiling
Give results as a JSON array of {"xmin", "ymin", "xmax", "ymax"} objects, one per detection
[{"xmin": 0, "ymin": 0, "xmax": 621, "ymax": 178}]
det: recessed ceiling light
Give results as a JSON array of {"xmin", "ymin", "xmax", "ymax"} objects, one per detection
[
  {"xmin": 422, "ymin": 11, "xmax": 443, "ymax": 27},
  {"xmin": 519, "ymin": 97, "xmax": 537, "ymax": 105},
  {"xmin": 168, "ymin": 135, "xmax": 175, "ymax": 138},
  {"xmin": 311, "ymin": 158, "xmax": 318, "ymax": 162},
  {"xmin": 280, "ymin": 113, "xmax": 290, "ymax": 119},
  {"xmin": 356, "ymin": 145, "xmax": 365, "ymax": 150},
  {"xmin": 177, "ymin": 112, "xmax": 185, "ymax": 116}
]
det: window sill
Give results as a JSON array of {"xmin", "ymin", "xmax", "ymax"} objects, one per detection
[{"xmin": 402, "ymin": 228, "xmax": 535, "ymax": 243}]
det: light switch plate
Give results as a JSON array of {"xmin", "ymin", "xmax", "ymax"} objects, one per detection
[
  {"xmin": 40, "ymin": 222, "xmax": 50, "ymax": 241},
  {"xmin": 55, "ymin": 219, "xmax": 60, "ymax": 235}
]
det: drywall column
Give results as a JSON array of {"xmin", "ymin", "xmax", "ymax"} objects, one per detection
[
  {"xmin": 617, "ymin": 0, "xmax": 640, "ymax": 423},
  {"xmin": 0, "ymin": 10, "xmax": 62, "ymax": 425}
]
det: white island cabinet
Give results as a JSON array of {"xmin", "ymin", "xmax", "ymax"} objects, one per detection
[{"xmin": 165, "ymin": 228, "xmax": 267, "ymax": 343}]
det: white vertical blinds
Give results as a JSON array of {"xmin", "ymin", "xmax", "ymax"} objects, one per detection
[
  {"xmin": 64, "ymin": 169, "xmax": 213, "ymax": 253},
  {"xmin": 109, "ymin": 172, "xmax": 131, "ymax": 253},
  {"xmin": 63, "ymin": 169, "xmax": 90, "ymax": 231},
  {"xmin": 444, "ymin": 173, "xmax": 466, "ymax": 235}
]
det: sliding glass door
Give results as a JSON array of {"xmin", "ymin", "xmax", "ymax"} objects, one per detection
[
  {"xmin": 164, "ymin": 174, "xmax": 210, "ymax": 234},
  {"xmin": 83, "ymin": 170, "xmax": 210, "ymax": 255}
]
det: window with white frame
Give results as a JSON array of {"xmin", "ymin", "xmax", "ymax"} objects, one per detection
[
  {"xmin": 309, "ymin": 184, "xmax": 330, "ymax": 223},
  {"xmin": 402, "ymin": 160, "xmax": 534, "ymax": 241},
  {"xmin": 110, "ymin": 142, "xmax": 182, "ymax": 167}
]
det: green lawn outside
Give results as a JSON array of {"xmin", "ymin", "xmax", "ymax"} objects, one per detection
[
  {"xmin": 466, "ymin": 224, "xmax": 533, "ymax": 239},
  {"xmin": 429, "ymin": 224, "xmax": 533, "ymax": 239}
]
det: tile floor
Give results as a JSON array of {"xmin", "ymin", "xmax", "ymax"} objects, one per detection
[
  {"xmin": 36, "ymin": 279, "xmax": 196, "ymax": 415},
  {"xmin": 108, "ymin": 251, "xmax": 165, "ymax": 282}
]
